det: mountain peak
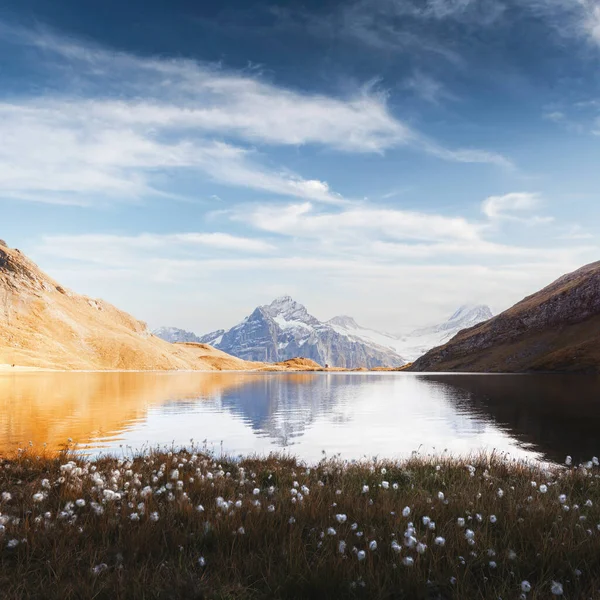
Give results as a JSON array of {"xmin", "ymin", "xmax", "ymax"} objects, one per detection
[
  {"xmin": 328, "ymin": 315, "xmax": 360, "ymax": 329},
  {"xmin": 449, "ymin": 304, "xmax": 493, "ymax": 323},
  {"xmin": 263, "ymin": 296, "xmax": 310, "ymax": 321}
]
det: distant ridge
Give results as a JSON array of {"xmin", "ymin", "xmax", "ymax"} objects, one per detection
[{"xmin": 411, "ymin": 261, "xmax": 600, "ymax": 373}]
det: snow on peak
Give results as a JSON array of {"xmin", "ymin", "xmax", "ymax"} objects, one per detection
[
  {"xmin": 328, "ymin": 315, "xmax": 360, "ymax": 329},
  {"xmin": 449, "ymin": 304, "xmax": 493, "ymax": 324},
  {"xmin": 263, "ymin": 296, "xmax": 311, "ymax": 322}
]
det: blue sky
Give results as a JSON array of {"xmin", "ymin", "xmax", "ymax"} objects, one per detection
[{"xmin": 1, "ymin": 0, "xmax": 599, "ymax": 333}]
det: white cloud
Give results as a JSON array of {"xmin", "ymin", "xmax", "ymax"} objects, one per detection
[
  {"xmin": 481, "ymin": 192, "xmax": 548, "ymax": 221},
  {"xmin": 238, "ymin": 202, "xmax": 482, "ymax": 243},
  {"xmin": 38, "ymin": 232, "xmax": 275, "ymax": 264},
  {"xmin": 0, "ymin": 24, "xmax": 514, "ymax": 206}
]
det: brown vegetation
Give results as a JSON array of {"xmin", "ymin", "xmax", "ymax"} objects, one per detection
[{"xmin": 1, "ymin": 449, "xmax": 600, "ymax": 599}]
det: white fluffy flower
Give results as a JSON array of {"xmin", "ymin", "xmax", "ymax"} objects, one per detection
[
  {"xmin": 335, "ymin": 514, "xmax": 347, "ymax": 523},
  {"xmin": 434, "ymin": 536, "xmax": 445, "ymax": 546},
  {"xmin": 362, "ymin": 485, "xmax": 369, "ymax": 494},
  {"xmin": 402, "ymin": 506, "xmax": 411, "ymax": 517},
  {"xmin": 539, "ymin": 484, "xmax": 548, "ymax": 494},
  {"xmin": 402, "ymin": 556, "xmax": 414, "ymax": 567},
  {"xmin": 490, "ymin": 515, "xmax": 497, "ymax": 524},
  {"xmin": 327, "ymin": 527, "xmax": 337, "ymax": 536},
  {"xmin": 338, "ymin": 540, "xmax": 347, "ymax": 554},
  {"xmin": 150, "ymin": 511, "xmax": 160, "ymax": 522},
  {"xmin": 369, "ymin": 540, "xmax": 377, "ymax": 551},
  {"xmin": 198, "ymin": 556, "xmax": 206, "ymax": 567},
  {"xmin": 521, "ymin": 580, "xmax": 531, "ymax": 593},
  {"xmin": 253, "ymin": 488, "xmax": 260, "ymax": 496},
  {"xmin": 437, "ymin": 491, "xmax": 445, "ymax": 501},
  {"xmin": 558, "ymin": 494, "xmax": 567, "ymax": 504},
  {"xmin": 457, "ymin": 517, "xmax": 465, "ymax": 527},
  {"xmin": 32, "ymin": 493, "xmax": 44, "ymax": 503},
  {"xmin": 357, "ymin": 550, "xmax": 366, "ymax": 561},
  {"xmin": 551, "ymin": 581, "xmax": 563, "ymax": 595}
]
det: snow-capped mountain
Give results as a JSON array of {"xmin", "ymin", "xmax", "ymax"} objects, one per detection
[
  {"xmin": 199, "ymin": 296, "xmax": 405, "ymax": 369},
  {"xmin": 393, "ymin": 304, "xmax": 493, "ymax": 362},
  {"xmin": 156, "ymin": 300, "xmax": 492, "ymax": 367},
  {"xmin": 152, "ymin": 326, "xmax": 202, "ymax": 344}
]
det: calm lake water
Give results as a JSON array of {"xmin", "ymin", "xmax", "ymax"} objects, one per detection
[{"xmin": 1, "ymin": 371, "xmax": 599, "ymax": 464}]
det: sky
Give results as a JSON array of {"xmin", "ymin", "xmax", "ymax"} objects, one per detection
[{"xmin": 1, "ymin": 0, "xmax": 599, "ymax": 334}]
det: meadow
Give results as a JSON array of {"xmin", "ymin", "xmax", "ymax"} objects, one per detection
[{"xmin": 1, "ymin": 447, "xmax": 600, "ymax": 599}]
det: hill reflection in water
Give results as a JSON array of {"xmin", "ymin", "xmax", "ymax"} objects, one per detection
[{"xmin": 420, "ymin": 374, "xmax": 600, "ymax": 464}]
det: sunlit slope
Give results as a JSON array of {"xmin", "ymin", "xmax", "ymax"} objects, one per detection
[{"xmin": 0, "ymin": 242, "xmax": 323, "ymax": 371}]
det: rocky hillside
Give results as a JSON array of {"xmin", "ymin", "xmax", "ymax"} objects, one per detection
[
  {"xmin": 0, "ymin": 242, "xmax": 318, "ymax": 372},
  {"xmin": 199, "ymin": 296, "xmax": 405, "ymax": 368},
  {"xmin": 411, "ymin": 261, "xmax": 600, "ymax": 373}
]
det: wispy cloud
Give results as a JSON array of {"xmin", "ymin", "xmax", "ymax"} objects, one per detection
[
  {"xmin": 38, "ymin": 232, "xmax": 276, "ymax": 265},
  {"xmin": 0, "ymin": 23, "xmax": 513, "ymax": 206},
  {"xmin": 481, "ymin": 192, "xmax": 553, "ymax": 223}
]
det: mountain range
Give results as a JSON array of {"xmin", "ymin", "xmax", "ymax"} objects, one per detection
[
  {"xmin": 155, "ymin": 298, "xmax": 493, "ymax": 368},
  {"xmin": 411, "ymin": 260, "xmax": 600, "ymax": 373}
]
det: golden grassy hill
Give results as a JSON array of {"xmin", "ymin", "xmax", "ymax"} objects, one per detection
[
  {"xmin": 0, "ymin": 242, "xmax": 323, "ymax": 372},
  {"xmin": 410, "ymin": 260, "xmax": 600, "ymax": 373}
]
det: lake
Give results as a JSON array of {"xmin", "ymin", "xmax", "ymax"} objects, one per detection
[{"xmin": 1, "ymin": 371, "xmax": 599, "ymax": 464}]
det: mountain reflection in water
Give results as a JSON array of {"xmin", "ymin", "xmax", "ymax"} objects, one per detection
[{"xmin": 1, "ymin": 371, "xmax": 598, "ymax": 463}]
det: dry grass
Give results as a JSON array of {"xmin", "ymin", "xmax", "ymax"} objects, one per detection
[{"xmin": 2, "ymin": 449, "xmax": 600, "ymax": 599}]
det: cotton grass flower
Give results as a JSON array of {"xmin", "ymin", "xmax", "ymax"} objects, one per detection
[
  {"xmin": 540, "ymin": 484, "xmax": 548, "ymax": 493},
  {"xmin": 391, "ymin": 540, "xmax": 401, "ymax": 553},
  {"xmin": 357, "ymin": 550, "xmax": 366, "ymax": 561},
  {"xmin": 402, "ymin": 506, "xmax": 410, "ymax": 517},
  {"xmin": 489, "ymin": 515, "xmax": 497, "ymax": 524},
  {"xmin": 362, "ymin": 485, "xmax": 369, "ymax": 494},
  {"xmin": 402, "ymin": 556, "xmax": 414, "ymax": 567},
  {"xmin": 338, "ymin": 540, "xmax": 346, "ymax": 554},
  {"xmin": 457, "ymin": 517, "xmax": 465, "ymax": 527},
  {"xmin": 198, "ymin": 557, "xmax": 206, "ymax": 567},
  {"xmin": 416, "ymin": 542, "xmax": 427, "ymax": 554},
  {"xmin": 335, "ymin": 514, "xmax": 347, "ymax": 523},
  {"xmin": 434, "ymin": 536, "xmax": 445, "ymax": 546},
  {"xmin": 75, "ymin": 499, "xmax": 85, "ymax": 508},
  {"xmin": 2, "ymin": 492, "xmax": 12, "ymax": 502},
  {"xmin": 437, "ymin": 491, "xmax": 444, "ymax": 501},
  {"xmin": 327, "ymin": 527, "xmax": 336, "ymax": 536},
  {"xmin": 253, "ymin": 488, "xmax": 260, "ymax": 495},
  {"xmin": 369, "ymin": 540, "xmax": 377, "ymax": 551},
  {"xmin": 32, "ymin": 493, "xmax": 44, "ymax": 503},
  {"xmin": 559, "ymin": 494, "xmax": 567, "ymax": 504},
  {"xmin": 551, "ymin": 581, "xmax": 564, "ymax": 595},
  {"xmin": 521, "ymin": 580, "xmax": 531, "ymax": 593},
  {"xmin": 149, "ymin": 511, "xmax": 159, "ymax": 522},
  {"xmin": 92, "ymin": 563, "xmax": 108, "ymax": 576}
]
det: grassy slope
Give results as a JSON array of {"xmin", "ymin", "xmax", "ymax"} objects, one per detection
[{"xmin": 2, "ymin": 449, "xmax": 600, "ymax": 599}]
